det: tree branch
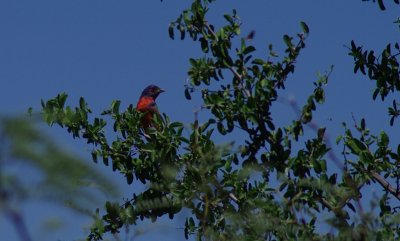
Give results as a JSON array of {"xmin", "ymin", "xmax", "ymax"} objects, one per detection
[
  {"xmin": 369, "ymin": 169, "xmax": 400, "ymax": 200},
  {"xmin": 204, "ymin": 22, "xmax": 251, "ymax": 97},
  {"xmin": 6, "ymin": 209, "xmax": 32, "ymax": 241},
  {"xmin": 319, "ymin": 197, "xmax": 348, "ymax": 220}
]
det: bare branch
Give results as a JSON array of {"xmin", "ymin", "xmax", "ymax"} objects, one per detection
[
  {"xmin": 6, "ymin": 209, "xmax": 32, "ymax": 241},
  {"xmin": 319, "ymin": 197, "xmax": 348, "ymax": 219}
]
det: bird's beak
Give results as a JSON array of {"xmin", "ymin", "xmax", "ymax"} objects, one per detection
[{"xmin": 159, "ymin": 88, "xmax": 165, "ymax": 93}]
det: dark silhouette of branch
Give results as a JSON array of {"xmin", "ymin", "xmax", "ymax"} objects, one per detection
[{"xmin": 7, "ymin": 209, "xmax": 32, "ymax": 241}]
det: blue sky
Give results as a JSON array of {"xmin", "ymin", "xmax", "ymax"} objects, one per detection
[{"xmin": 0, "ymin": 1, "xmax": 399, "ymax": 240}]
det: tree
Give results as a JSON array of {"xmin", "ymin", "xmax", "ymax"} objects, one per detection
[
  {"xmin": 37, "ymin": 0, "xmax": 399, "ymax": 240},
  {"xmin": 0, "ymin": 117, "xmax": 119, "ymax": 241}
]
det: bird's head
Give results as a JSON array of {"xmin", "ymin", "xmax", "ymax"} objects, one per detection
[{"xmin": 140, "ymin": 85, "xmax": 165, "ymax": 99}]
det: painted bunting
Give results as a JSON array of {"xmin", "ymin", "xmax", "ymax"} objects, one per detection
[{"xmin": 136, "ymin": 85, "xmax": 165, "ymax": 128}]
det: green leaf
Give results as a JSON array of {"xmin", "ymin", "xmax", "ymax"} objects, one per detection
[
  {"xmin": 169, "ymin": 122, "xmax": 183, "ymax": 129},
  {"xmin": 372, "ymin": 89, "xmax": 379, "ymax": 100},
  {"xmin": 179, "ymin": 25, "xmax": 185, "ymax": 40},
  {"xmin": 361, "ymin": 118, "xmax": 366, "ymax": 130},
  {"xmin": 283, "ymin": 35, "xmax": 292, "ymax": 47},
  {"xmin": 189, "ymin": 58, "xmax": 197, "ymax": 66},
  {"xmin": 347, "ymin": 202, "xmax": 356, "ymax": 212},
  {"xmin": 269, "ymin": 50, "xmax": 278, "ymax": 57},
  {"xmin": 329, "ymin": 174, "xmax": 337, "ymax": 184},
  {"xmin": 336, "ymin": 135, "xmax": 342, "ymax": 145},
  {"xmin": 91, "ymin": 149, "xmax": 98, "ymax": 163},
  {"xmin": 217, "ymin": 122, "xmax": 227, "ymax": 135},
  {"xmin": 360, "ymin": 150, "xmax": 374, "ymax": 163},
  {"xmin": 79, "ymin": 97, "xmax": 86, "ymax": 110},
  {"xmin": 189, "ymin": 217, "xmax": 195, "ymax": 227},
  {"xmin": 351, "ymin": 40, "xmax": 356, "ymax": 51},
  {"xmin": 224, "ymin": 14, "xmax": 233, "ymax": 24},
  {"xmin": 184, "ymin": 88, "xmax": 192, "ymax": 100},
  {"xmin": 252, "ymin": 58, "xmax": 264, "ymax": 65},
  {"xmin": 379, "ymin": 131, "xmax": 389, "ymax": 147},
  {"xmin": 300, "ymin": 21, "xmax": 309, "ymax": 34},
  {"xmin": 243, "ymin": 46, "xmax": 256, "ymax": 55},
  {"xmin": 200, "ymin": 37, "xmax": 209, "ymax": 53},
  {"xmin": 126, "ymin": 173, "xmax": 133, "ymax": 184},
  {"xmin": 346, "ymin": 138, "xmax": 366, "ymax": 155},
  {"xmin": 313, "ymin": 159, "xmax": 322, "ymax": 173},
  {"xmin": 168, "ymin": 23, "xmax": 175, "ymax": 40},
  {"xmin": 57, "ymin": 93, "xmax": 68, "ymax": 108},
  {"xmin": 317, "ymin": 128, "xmax": 325, "ymax": 140},
  {"xmin": 377, "ymin": 0, "xmax": 386, "ymax": 10},
  {"xmin": 111, "ymin": 100, "xmax": 121, "ymax": 114}
]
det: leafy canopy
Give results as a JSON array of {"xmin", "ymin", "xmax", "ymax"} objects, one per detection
[{"xmin": 38, "ymin": 0, "xmax": 400, "ymax": 240}]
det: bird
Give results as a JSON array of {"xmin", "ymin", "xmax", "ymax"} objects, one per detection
[{"xmin": 136, "ymin": 85, "xmax": 165, "ymax": 128}]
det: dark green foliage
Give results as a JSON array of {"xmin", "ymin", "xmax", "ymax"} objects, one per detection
[
  {"xmin": 37, "ymin": 1, "xmax": 400, "ymax": 241},
  {"xmin": 348, "ymin": 36, "xmax": 400, "ymax": 126}
]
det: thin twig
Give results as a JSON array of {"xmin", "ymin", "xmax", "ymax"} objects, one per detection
[
  {"xmin": 319, "ymin": 197, "xmax": 348, "ymax": 220},
  {"xmin": 7, "ymin": 209, "xmax": 33, "ymax": 241},
  {"xmin": 228, "ymin": 192, "xmax": 239, "ymax": 203}
]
